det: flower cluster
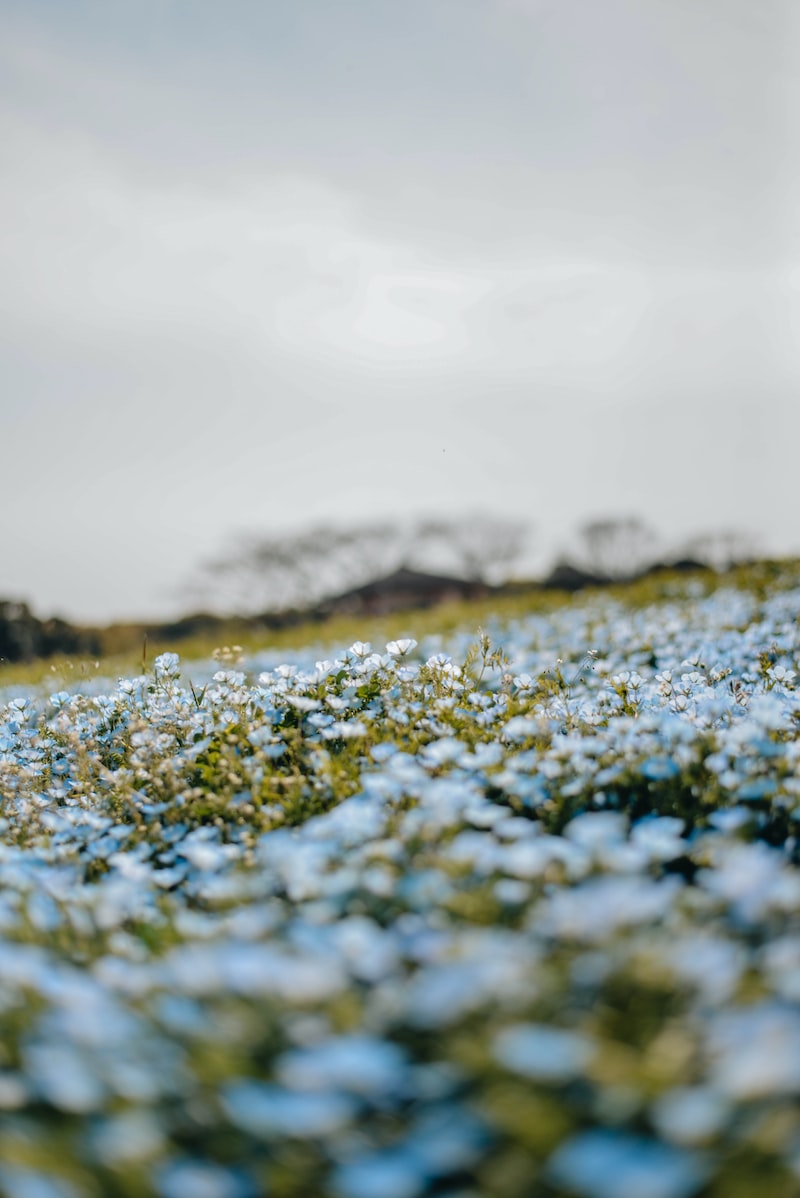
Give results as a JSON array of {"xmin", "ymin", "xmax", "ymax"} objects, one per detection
[{"xmin": 0, "ymin": 575, "xmax": 799, "ymax": 1196}]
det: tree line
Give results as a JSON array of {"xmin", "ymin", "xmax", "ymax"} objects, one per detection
[
  {"xmin": 189, "ymin": 513, "xmax": 758, "ymax": 616},
  {"xmin": 0, "ymin": 516, "xmax": 759, "ymax": 663}
]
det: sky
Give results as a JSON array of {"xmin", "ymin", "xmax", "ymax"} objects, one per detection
[{"xmin": 1, "ymin": 0, "xmax": 798, "ymax": 622}]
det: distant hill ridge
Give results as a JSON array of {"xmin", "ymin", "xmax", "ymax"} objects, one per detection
[{"xmin": 0, "ymin": 557, "xmax": 725, "ymax": 665}]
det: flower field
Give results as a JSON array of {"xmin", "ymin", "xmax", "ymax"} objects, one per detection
[{"xmin": 1, "ymin": 570, "xmax": 800, "ymax": 1197}]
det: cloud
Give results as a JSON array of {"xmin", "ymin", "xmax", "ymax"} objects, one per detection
[
  {"xmin": 0, "ymin": 108, "xmax": 474, "ymax": 371},
  {"xmin": 0, "ymin": 3, "xmax": 797, "ymax": 620},
  {"xmin": 1, "ymin": 93, "xmax": 793, "ymax": 437},
  {"xmin": 0, "ymin": 104, "xmax": 640, "ymax": 384}
]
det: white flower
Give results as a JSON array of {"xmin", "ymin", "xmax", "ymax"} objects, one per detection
[
  {"xmin": 386, "ymin": 639, "xmax": 417, "ymax": 657},
  {"xmin": 768, "ymin": 665, "xmax": 796, "ymax": 686},
  {"xmin": 322, "ymin": 721, "xmax": 368, "ymax": 739},
  {"xmin": 154, "ymin": 653, "xmax": 181, "ymax": 678},
  {"xmin": 285, "ymin": 696, "xmax": 322, "ymax": 712}
]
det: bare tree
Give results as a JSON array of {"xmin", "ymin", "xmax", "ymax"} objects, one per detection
[
  {"xmin": 411, "ymin": 513, "xmax": 529, "ymax": 582},
  {"xmin": 188, "ymin": 513, "xmax": 530, "ymax": 615},
  {"xmin": 575, "ymin": 516, "xmax": 658, "ymax": 580},
  {"xmin": 681, "ymin": 528, "xmax": 760, "ymax": 572},
  {"xmin": 191, "ymin": 521, "xmax": 405, "ymax": 614}
]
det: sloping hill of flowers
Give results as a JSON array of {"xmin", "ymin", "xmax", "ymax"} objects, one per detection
[{"xmin": 1, "ymin": 571, "xmax": 799, "ymax": 1197}]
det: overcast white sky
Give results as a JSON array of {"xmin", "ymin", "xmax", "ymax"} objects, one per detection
[{"xmin": 2, "ymin": 0, "xmax": 798, "ymax": 621}]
